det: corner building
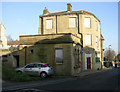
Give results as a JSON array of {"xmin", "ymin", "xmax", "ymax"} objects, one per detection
[{"xmin": 19, "ymin": 3, "xmax": 104, "ymax": 75}]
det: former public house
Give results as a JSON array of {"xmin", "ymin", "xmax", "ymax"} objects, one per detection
[{"xmin": 19, "ymin": 3, "xmax": 104, "ymax": 75}]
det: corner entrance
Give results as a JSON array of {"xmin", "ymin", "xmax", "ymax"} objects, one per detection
[{"xmin": 85, "ymin": 54, "xmax": 92, "ymax": 70}]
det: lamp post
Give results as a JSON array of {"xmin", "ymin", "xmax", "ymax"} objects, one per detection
[{"xmin": 108, "ymin": 45, "xmax": 111, "ymax": 61}]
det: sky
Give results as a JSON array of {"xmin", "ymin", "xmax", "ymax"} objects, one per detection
[
  {"xmin": 118, "ymin": 2, "xmax": 120, "ymax": 53},
  {"xmin": 1, "ymin": 2, "xmax": 118, "ymax": 54}
]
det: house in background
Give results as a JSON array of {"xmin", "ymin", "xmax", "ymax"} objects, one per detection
[
  {"xmin": 0, "ymin": 22, "xmax": 19, "ymax": 68},
  {"xmin": 0, "ymin": 22, "xmax": 7, "ymax": 49},
  {"xmin": 7, "ymin": 40, "xmax": 19, "ymax": 50},
  {"xmin": 19, "ymin": 3, "xmax": 104, "ymax": 75},
  {"xmin": 2, "ymin": 39, "xmax": 19, "ymax": 68}
]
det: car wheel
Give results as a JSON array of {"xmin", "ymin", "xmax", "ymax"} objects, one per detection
[{"xmin": 40, "ymin": 72, "xmax": 47, "ymax": 78}]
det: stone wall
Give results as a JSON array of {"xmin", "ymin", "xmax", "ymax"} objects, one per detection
[{"xmin": 19, "ymin": 43, "xmax": 80, "ymax": 75}]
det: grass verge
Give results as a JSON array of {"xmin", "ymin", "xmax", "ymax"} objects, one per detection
[{"xmin": 2, "ymin": 66, "xmax": 45, "ymax": 82}]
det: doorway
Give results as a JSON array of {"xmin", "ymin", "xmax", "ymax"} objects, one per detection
[
  {"xmin": 85, "ymin": 54, "xmax": 92, "ymax": 70},
  {"xmin": 14, "ymin": 55, "xmax": 19, "ymax": 67}
]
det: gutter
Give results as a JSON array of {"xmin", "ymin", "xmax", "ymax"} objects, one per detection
[
  {"xmin": 41, "ymin": 17, "xmax": 43, "ymax": 34},
  {"xmin": 77, "ymin": 13, "xmax": 83, "ymax": 71}
]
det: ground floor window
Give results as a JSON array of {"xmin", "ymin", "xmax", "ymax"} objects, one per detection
[
  {"xmin": 55, "ymin": 48, "xmax": 63, "ymax": 64},
  {"xmin": 96, "ymin": 57, "xmax": 100, "ymax": 62},
  {"xmin": 75, "ymin": 49, "xmax": 79, "ymax": 64}
]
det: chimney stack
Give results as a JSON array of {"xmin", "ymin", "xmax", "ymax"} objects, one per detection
[
  {"xmin": 67, "ymin": 3, "xmax": 72, "ymax": 12},
  {"xmin": 43, "ymin": 7, "xmax": 49, "ymax": 14}
]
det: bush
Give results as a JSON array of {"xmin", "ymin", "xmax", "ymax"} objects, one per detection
[
  {"xmin": 2, "ymin": 66, "xmax": 44, "ymax": 82},
  {"xmin": 104, "ymin": 62, "xmax": 113, "ymax": 68}
]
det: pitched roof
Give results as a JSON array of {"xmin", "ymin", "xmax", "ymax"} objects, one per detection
[
  {"xmin": 35, "ymin": 35, "xmax": 74, "ymax": 45},
  {"xmin": 40, "ymin": 10, "xmax": 100, "ymax": 22},
  {"xmin": 7, "ymin": 40, "xmax": 19, "ymax": 45},
  {"xmin": 19, "ymin": 33, "xmax": 82, "ymax": 45}
]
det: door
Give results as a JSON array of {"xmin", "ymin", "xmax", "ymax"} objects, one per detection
[
  {"xmin": 24, "ymin": 64, "xmax": 34, "ymax": 75},
  {"xmin": 14, "ymin": 55, "xmax": 19, "ymax": 67},
  {"xmin": 87, "ymin": 57, "xmax": 91, "ymax": 69},
  {"xmin": 85, "ymin": 54, "xmax": 92, "ymax": 70},
  {"xmin": 31, "ymin": 64, "xmax": 42, "ymax": 76}
]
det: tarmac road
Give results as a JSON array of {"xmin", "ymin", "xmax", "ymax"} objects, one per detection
[
  {"xmin": 2, "ymin": 68, "xmax": 120, "ymax": 92},
  {"xmin": 30, "ymin": 67, "xmax": 120, "ymax": 91}
]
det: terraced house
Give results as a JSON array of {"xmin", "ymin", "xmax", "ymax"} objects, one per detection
[{"xmin": 19, "ymin": 3, "xmax": 104, "ymax": 75}]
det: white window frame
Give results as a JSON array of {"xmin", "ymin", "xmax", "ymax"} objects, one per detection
[
  {"xmin": 55, "ymin": 48, "xmax": 63, "ymax": 64},
  {"xmin": 85, "ymin": 34, "xmax": 92, "ymax": 46},
  {"xmin": 84, "ymin": 17, "xmax": 91, "ymax": 28},
  {"xmin": 69, "ymin": 17, "xmax": 77, "ymax": 28},
  {"xmin": 46, "ymin": 19, "xmax": 53, "ymax": 29}
]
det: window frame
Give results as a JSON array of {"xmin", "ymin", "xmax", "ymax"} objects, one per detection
[
  {"xmin": 46, "ymin": 19, "xmax": 53, "ymax": 29},
  {"xmin": 84, "ymin": 17, "xmax": 91, "ymax": 28},
  {"xmin": 69, "ymin": 17, "xmax": 77, "ymax": 28},
  {"xmin": 85, "ymin": 34, "xmax": 92, "ymax": 46},
  {"xmin": 55, "ymin": 48, "xmax": 63, "ymax": 64},
  {"xmin": 25, "ymin": 64, "xmax": 34, "ymax": 68}
]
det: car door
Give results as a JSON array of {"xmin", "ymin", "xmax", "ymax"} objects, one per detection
[
  {"xmin": 24, "ymin": 64, "xmax": 34, "ymax": 75},
  {"xmin": 31, "ymin": 64, "xmax": 41, "ymax": 76}
]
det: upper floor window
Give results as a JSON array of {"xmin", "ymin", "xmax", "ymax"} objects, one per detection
[
  {"xmin": 85, "ymin": 34, "xmax": 92, "ymax": 46},
  {"xmin": 46, "ymin": 19, "xmax": 53, "ymax": 29},
  {"xmin": 84, "ymin": 17, "xmax": 91, "ymax": 28},
  {"xmin": 69, "ymin": 17, "xmax": 76, "ymax": 28},
  {"xmin": 96, "ymin": 36, "xmax": 98, "ymax": 47},
  {"xmin": 95, "ymin": 20, "xmax": 98, "ymax": 31}
]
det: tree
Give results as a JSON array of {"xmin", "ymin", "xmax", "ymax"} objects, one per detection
[
  {"xmin": 104, "ymin": 48, "xmax": 116, "ymax": 61},
  {"xmin": 117, "ymin": 53, "xmax": 120, "ymax": 62},
  {"xmin": 7, "ymin": 35, "xmax": 13, "ymax": 42}
]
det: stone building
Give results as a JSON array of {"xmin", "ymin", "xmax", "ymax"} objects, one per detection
[
  {"xmin": 0, "ymin": 22, "xmax": 7, "ymax": 49},
  {"xmin": 19, "ymin": 3, "xmax": 104, "ymax": 75},
  {"xmin": 7, "ymin": 40, "xmax": 19, "ymax": 50}
]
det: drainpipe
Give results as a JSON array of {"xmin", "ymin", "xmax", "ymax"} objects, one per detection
[
  {"xmin": 56, "ymin": 15, "xmax": 57, "ymax": 34},
  {"xmin": 24, "ymin": 46, "xmax": 27, "ymax": 65},
  {"xmin": 41, "ymin": 17, "xmax": 43, "ymax": 34},
  {"xmin": 77, "ymin": 13, "xmax": 83, "ymax": 71}
]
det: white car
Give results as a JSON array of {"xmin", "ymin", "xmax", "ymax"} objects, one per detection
[{"xmin": 16, "ymin": 63, "xmax": 54, "ymax": 78}]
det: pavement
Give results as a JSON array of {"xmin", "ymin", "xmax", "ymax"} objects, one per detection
[{"xmin": 2, "ymin": 68, "xmax": 113, "ymax": 92}]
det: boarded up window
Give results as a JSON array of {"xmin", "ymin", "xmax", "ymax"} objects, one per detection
[
  {"xmin": 69, "ymin": 17, "xmax": 76, "ymax": 28},
  {"xmin": 46, "ymin": 19, "xmax": 53, "ymax": 29},
  {"xmin": 55, "ymin": 49, "xmax": 63, "ymax": 64},
  {"xmin": 85, "ymin": 35, "xmax": 92, "ymax": 45},
  {"xmin": 84, "ymin": 18, "xmax": 91, "ymax": 28}
]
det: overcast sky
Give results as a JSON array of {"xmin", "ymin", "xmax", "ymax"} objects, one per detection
[{"xmin": 1, "ymin": 2, "xmax": 118, "ymax": 54}]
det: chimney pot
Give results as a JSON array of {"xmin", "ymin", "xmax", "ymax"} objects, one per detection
[
  {"xmin": 43, "ymin": 7, "xmax": 49, "ymax": 14},
  {"xmin": 45, "ymin": 7, "xmax": 48, "ymax": 10},
  {"xmin": 67, "ymin": 3, "xmax": 72, "ymax": 12}
]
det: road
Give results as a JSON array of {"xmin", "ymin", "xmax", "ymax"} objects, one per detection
[{"xmin": 12, "ymin": 67, "xmax": 120, "ymax": 92}]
